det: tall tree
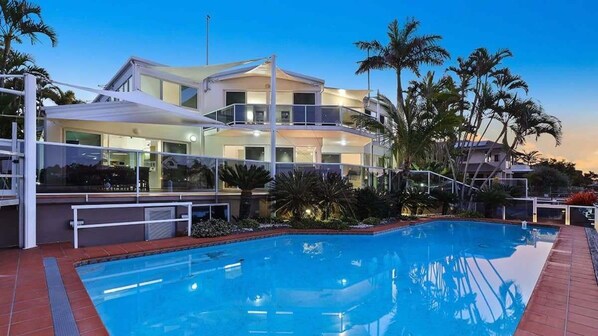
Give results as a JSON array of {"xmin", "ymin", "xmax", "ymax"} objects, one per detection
[
  {"xmin": 0, "ymin": 0, "xmax": 57, "ymax": 74},
  {"xmin": 355, "ymin": 18, "xmax": 449, "ymax": 115}
]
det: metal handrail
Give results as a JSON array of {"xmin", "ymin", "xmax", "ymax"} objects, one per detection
[{"xmin": 72, "ymin": 202, "xmax": 193, "ymax": 248}]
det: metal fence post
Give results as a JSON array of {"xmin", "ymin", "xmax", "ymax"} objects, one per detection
[
  {"xmin": 427, "ymin": 171, "xmax": 431, "ymax": 194},
  {"xmin": 502, "ymin": 206, "xmax": 506, "ymax": 220},
  {"xmin": 532, "ymin": 197, "xmax": 538, "ymax": 223},
  {"xmin": 73, "ymin": 208, "xmax": 78, "ymax": 249},
  {"xmin": 594, "ymin": 206, "xmax": 598, "ymax": 231},
  {"xmin": 565, "ymin": 205, "xmax": 570, "ymax": 225},
  {"xmin": 136, "ymin": 151, "xmax": 140, "ymax": 199},
  {"xmin": 187, "ymin": 203, "xmax": 192, "ymax": 236}
]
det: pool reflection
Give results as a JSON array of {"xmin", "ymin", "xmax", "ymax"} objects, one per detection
[{"xmin": 78, "ymin": 221, "xmax": 557, "ymax": 336}]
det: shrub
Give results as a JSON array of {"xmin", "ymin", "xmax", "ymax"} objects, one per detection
[
  {"xmin": 565, "ymin": 191, "xmax": 598, "ymax": 206},
  {"xmin": 474, "ymin": 184, "xmax": 512, "ymax": 218},
  {"xmin": 458, "ymin": 210, "xmax": 484, "ymax": 218},
  {"xmin": 289, "ymin": 218, "xmax": 349, "ymax": 230},
  {"xmin": 341, "ymin": 216, "xmax": 359, "ymax": 226},
  {"xmin": 191, "ymin": 219, "xmax": 237, "ymax": 238},
  {"xmin": 237, "ymin": 218, "xmax": 260, "ymax": 230},
  {"xmin": 362, "ymin": 217, "xmax": 381, "ymax": 225},
  {"xmin": 354, "ymin": 187, "xmax": 390, "ymax": 219}
]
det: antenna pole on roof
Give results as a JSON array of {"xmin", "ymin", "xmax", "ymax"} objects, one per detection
[
  {"xmin": 367, "ymin": 47, "xmax": 371, "ymax": 98},
  {"xmin": 206, "ymin": 15, "xmax": 210, "ymax": 65}
]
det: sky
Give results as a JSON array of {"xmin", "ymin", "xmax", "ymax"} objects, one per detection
[{"xmin": 18, "ymin": 0, "xmax": 598, "ymax": 172}]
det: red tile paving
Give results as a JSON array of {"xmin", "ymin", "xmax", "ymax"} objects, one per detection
[{"xmin": 0, "ymin": 220, "xmax": 596, "ymax": 336}]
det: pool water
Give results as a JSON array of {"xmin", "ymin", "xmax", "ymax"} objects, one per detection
[{"xmin": 77, "ymin": 221, "xmax": 558, "ymax": 336}]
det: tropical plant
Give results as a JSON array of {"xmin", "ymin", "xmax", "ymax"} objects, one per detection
[
  {"xmin": 354, "ymin": 187, "xmax": 390, "ymax": 219},
  {"xmin": 219, "ymin": 164, "xmax": 272, "ymax": 219},
  {"xmin": 270, "ymin": 170, "xmax": 319, "ymax": 220},
  {"xmin": 355, "ymin": 18, "xmax": 449, "ymax": 113},
  {"xmin": 191, "ymin": 219, "xmax": 237, "ymax": 238},
  {"xmin": 46, "ymin": 88, "xmax": 85, "ymax": 105},
  {"xmin": 474, "ymin": 184, "xmax": 512, "ymax": 218},
  {"xmin": 315, "ymin": 173, "xmax": 355, "ymax": 220},
  {"xmin": 513, "ymin": 150, "xmax": 541, "ymax": 166},
  {"xmin": 396, "ymin": 187, "xmax": 436, "ymax": 215},
  {"xmin": 564, "ymin": 191, "xmax": 597, "ymax": 206},
  {"xmin": 430, "ymin": 189, "xmax": 458, "ymax": 215},
  {"xmin": 457, "ymin": 210, "xmax": 484, "ymax": 218},
  {"xmin": 0, "ymin": 0, "xmax": 57, "ymax": 74}
]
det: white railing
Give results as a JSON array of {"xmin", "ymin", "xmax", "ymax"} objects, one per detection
[
  {"xmin": 471, "ymin": 177, "xmax": 529, "ymax": 198},
  {"xmin": 72, "ymin": 202, "xmax": 193, "ymax": 248},
  {"xmin": 507, "ymin": 197, "xmax": 597, "ymax": 230}
]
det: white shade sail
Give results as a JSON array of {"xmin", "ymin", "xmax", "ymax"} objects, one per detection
[
  {"xmin": 46, "ymin": 81, "xmax": 225, "ymax": 127},
  {"xmin": 149, "ymin": 58, "xmax": 266, "ymax": 82}
]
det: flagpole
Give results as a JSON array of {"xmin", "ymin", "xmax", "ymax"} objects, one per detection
[{"xmin": 206, "ymin": 15, "xmax": 210, "ymax": 65}]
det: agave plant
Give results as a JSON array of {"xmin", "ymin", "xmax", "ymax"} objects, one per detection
[
  {"xmin": 270, "ymin": 170, "xmax": 318, "ymax": 220},
  {"xmin": 315, "ymin": 173, "xmax": 355, "ymax": 220},
  {"xmin": 219, "ymin": 164, "xmax": 272, "ymax": 219}
]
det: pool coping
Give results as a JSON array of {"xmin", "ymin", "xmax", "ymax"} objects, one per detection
[{"xmin": 2, "ymin": 218, "xmax": 596, "ymax": 336}]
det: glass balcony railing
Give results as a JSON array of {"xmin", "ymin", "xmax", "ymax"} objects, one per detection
[
  {"xmin": 204, "ymin": 104, "xmax": 379, "ymax": 134},
  {"xmin": 34, "ymin": 142, "xmax": 400, "ymax": 194}
]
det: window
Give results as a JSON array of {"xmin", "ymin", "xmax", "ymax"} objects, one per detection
[
  {"xmin": 494, "ymin": 154, "xmax": 500, "ymax": 162},
  {"xmin": 162, "ymin": 81, "xmax": 180, "ymax": 105},
  {"xmin": 65, "ymin": 131, "xmax": 101, "ymax": 146},
  {"xmin": 380, "ymin": 115, "xmax": 385, "ymax": 124},
  {"xmin": 140, "ymin": 75, "xmax": 161, "ymax": 99},
  {"xmin": 322, "ymin": 154, "xmax": 341, "ymax": 163},
  {"xmin": 181, "ymin": 86, "xmax": 198, "ymax": 109},
  {"xmin": 163, "ymin": 142, "xmax": 187, "ymax": 154},
  {"xmin": 293, "ymin": 93, "xmax": 315, "ymax": 105},
  {"xmin": 295, "ymin": 147, "xmax": 315, "ymax": 163},
  {"xmin": 245, "ymin": 147, "xmax": 265, "ymax": 161},
  {"xmin": 276, "ymin": 147, "xmax": 294, "ymax": 163},
  {"xmin": 365, "ymin": 109, "xmax": 372, "ymax": 116},
  {"xmin": 226, "ymin": 91, "xmax": 246, "ymax": 105}
]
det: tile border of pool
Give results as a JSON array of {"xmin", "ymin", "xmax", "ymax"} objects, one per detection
[{"xmin": 2, "ymin": 218, "xmax": 596, "ymax": 336}]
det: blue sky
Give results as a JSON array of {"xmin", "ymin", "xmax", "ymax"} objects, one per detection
[{"xmin": 19, "ymin": 0, "xmax": 598, "ymax": 171}]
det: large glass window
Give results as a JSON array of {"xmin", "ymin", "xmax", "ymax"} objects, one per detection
[
  {"xmin": 293, "ymin": 93, "xmax": 316, "ymax": 105},
  {"xmin": 226, "ymin": 92, "xmax": 246, "ymax": 105},
  {"xmin": 162, "ymin": 81, "xmax": 180, "ymax": 105},
  {"xmin": 276, "ymin": 147, "xmax": 294, "ymax": 163},
  {"xmin": 181, "ymin": 86, "xmax": 198, "ymax": 109},
  {"xmin": 163, "ymin": 142, "xmax": 187, "ymax": 154},
  {"xmin": 245, "ymin": 147, "xmax": 265, "ymax": 161},
  {"xmin": 65, "ymin": 131, "xmax": 101, "ymax": 146},
  {"xmin": 295, "ymin": 147, "xmax": 315, "ymax": 163},
  {"xmin": 140, "ymin": 75, "xmax": 161, "ymax": 99}
]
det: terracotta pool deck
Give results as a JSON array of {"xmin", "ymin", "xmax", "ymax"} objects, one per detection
[{"xmin": 1, "ymin": 220, "xmax": 597, "ymax": 336}]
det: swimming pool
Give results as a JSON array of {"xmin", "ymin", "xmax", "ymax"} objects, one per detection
[{"xmin": 77, "ymin": 220, "xmax": 558, "ymax": 335}]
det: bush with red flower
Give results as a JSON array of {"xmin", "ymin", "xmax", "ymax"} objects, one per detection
[{"xmin": 564, "ymin": 191, "xmax": 598, "ymax": 206}]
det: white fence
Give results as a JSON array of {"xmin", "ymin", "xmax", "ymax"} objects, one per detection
[
  {"xmin": 72, "ymin": 202, "xmax": 193, "ymax": 248},
  {"xmin": 505, "ymin": 197, "xmax": 597, "ymax": 230}
]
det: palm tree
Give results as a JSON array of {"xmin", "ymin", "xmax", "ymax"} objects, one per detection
[
  {"xmin": 0, "ymin": 0, "xmax": 57, "ymax": 74},
  {"xmin": 46, "ymin": 88, "xmax": 85, "ymax": 105},
  {"xmin": 315, "ymin": 173, "xmax": 355, "ymax": 220},
  {"xmin": 355, "ymin": 18, "xmax": 449, "ymax": 113},
  {"xmin": 354, "ymin": 74, "xmax": 462, "ymax": 193},
  {"xmin": 270, "ymin": 170, "xmax": 318, "ymax": 220},
  {"xmin": 219, "ymin": 164, "xmax": 272, "ymax": 219},
  {"xmin": 513, "ymin": 150, "xmax": 541, "ymax": 166}
]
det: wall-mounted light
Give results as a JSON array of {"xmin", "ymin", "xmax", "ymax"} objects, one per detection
[
  {"xmin": 252, "ymin": 130, "xmax": 260, "ymax": 137},
  {"xmin": 189, "ymin": 135, "xmax": 198, "ymax": 142},
  {"xmin": 340, "ymin": 140, "xmax": 347, "ymax": 146}
]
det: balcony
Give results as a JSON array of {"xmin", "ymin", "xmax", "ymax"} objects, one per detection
[
  {"xmin": 204, "ymin": 104, "xmax": 379, "ymax": 135},
  {"xmin": 35, "ymin": 142, "xmax": 395, "ymax": 194}
]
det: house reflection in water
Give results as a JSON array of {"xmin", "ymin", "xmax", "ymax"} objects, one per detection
[{"xmin": 78, "ymin": 221, "xmax": 557, "ymax": 335}]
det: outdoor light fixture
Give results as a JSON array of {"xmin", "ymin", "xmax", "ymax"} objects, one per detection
[
  {"xmin": 340, "ymin": 140, "xmax": 347, "ymax": 146},
  {"xmin": 305, "ymin": 209, "xmax": 312, "ymax": 215},
  {"xmin": 189, "ymin": 135, "xmax": 198, "ymax": 142},
  {"xmin": 252, "ymin": 130, "xmax": 260, "ymax": 137}
]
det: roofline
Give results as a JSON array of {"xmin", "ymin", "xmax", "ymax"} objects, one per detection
[{"xmin": 207, "ymin": 63, "xmax": 325, "ymax": 85}]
